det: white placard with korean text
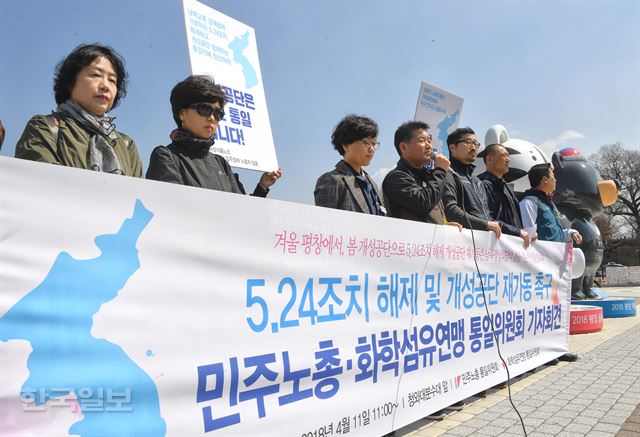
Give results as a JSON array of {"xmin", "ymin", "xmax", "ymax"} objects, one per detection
[
  {"xmin": 414, "ymin": 81, "xmax": 465, "ymax": 158},
  {"xmin": 0, "ymin": 157, "xmax": 571, "ymax": 436},
  {"xmin": 183, "ymin": 0, "xmax": 278, "ymax": 171}
]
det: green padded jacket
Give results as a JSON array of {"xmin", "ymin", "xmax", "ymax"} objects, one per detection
[{"xmin": 15, "ymin": 113, "xmax": 143, "ymax": 178}]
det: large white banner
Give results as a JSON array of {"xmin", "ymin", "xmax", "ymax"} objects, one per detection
[
  {"xmin": 183, "ymin": 0, "xmax": 278, "ymax": 172},
  {"xmin": 0, "ymin": 157, "xmax": 572, "ymax": 436},
  {"xmin": 414, "ymin": 81, "xmax": 464, "ymax": 158}
]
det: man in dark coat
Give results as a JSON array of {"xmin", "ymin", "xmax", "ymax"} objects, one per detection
[
  {"xmin": 442, "ymin": 127, "xmax": 502, "ymax": 237},
  {"xmin": 478, "ymin": 143, "xmax": 532, "ymax": 247},
  {"xmin": 382, "ymin": 120, "xmax": 461, "ymax": 229}
]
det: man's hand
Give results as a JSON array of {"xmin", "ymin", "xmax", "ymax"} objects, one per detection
[
  {"xmin": 434, "ymin": 154, "xmax": 451, "ymax": 171},
  {"xmin": 446, "ymin": 221, "xmax": 463, "ymax": 232},
  {"xmin": 519, "ymin": 229, "xmax": 531, "ymax": 248},
  {"xmin": 487, "ymin": 221, "xmax": 502, "ymax": 239},
  {"xmin": 259, "ymin": 168, "xmax": 283, "ymax": 190},
  {"xmin": 571, "ymin": 232, "xmax": 583, "ymax": 245}
]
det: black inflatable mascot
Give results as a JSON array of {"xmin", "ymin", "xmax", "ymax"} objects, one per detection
[{"xmin": 552, "ymin": 147, "xmax": 618, "ymax": 300}]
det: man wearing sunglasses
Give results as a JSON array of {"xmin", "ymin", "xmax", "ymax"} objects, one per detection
[
  {"xmin": 442, "ymin": 127, "xmax": 502, "ymax": 238},
  {"xmin": 146, "ymin": 75, "xmax": 281, "ymax": 195}
]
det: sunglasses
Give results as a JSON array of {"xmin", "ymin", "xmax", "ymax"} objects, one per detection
[{"xmin": 189, "ymin": 103, "xmax": 225, "ymax": 121}]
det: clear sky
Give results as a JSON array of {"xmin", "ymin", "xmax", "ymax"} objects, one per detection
[{"xmin": 1, "ymin": 0, "xmax": 638, "ymax": 205}]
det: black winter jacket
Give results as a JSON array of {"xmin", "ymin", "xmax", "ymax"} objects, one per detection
[
  {"xmin": 478, "ymin": 171, "xmax": 523, "ymax": 236},
  {"xmin": 146, "ymin": 140, "xmax": 268, "ymax": 197},
  {"xmin": 442, "ymin": 158, "xmax": 491, "ymax": 230},
  {"xmin": 382, "ymin": 158, "xmax": 448, "ymax": 224}
]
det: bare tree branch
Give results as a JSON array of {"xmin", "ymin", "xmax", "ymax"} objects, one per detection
[{"xmin": 590, "ymin": 143, "xmax": 640, "ymax": 238}]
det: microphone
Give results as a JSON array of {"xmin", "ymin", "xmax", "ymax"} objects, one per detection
[{"xmin": 425, "ymin": 149, "xmax": 438, "ymax": 170}]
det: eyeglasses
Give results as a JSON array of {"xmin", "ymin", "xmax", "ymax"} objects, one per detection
[
  {"xmin": 361, "ymin": 139, "xmax": 380, "ymax": 151},
  {"xmin": 189, "ymin": 103, "xmax": 225, "ymax": 121},
  {"xmin": 458, "ymin": 138, "xmax": 481, "ymax": 149}
]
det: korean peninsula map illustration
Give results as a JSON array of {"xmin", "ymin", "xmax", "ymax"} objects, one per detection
[
  {"xmin": 0, "ymin": 200, "xmax": 167, "ymax": 437},
  {"xmin": 229, "ymin": 31, "xmax": 258, "ymax": 88},
  {"xmin": 437, "ymin": 110, "xmax": 460, "ymax": 157}
]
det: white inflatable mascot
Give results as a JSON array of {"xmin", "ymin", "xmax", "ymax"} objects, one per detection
[{"xmin": 479, "ymin": 124, "xmax": 550, "ymax": 194}]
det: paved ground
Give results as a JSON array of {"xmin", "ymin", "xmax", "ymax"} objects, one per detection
[
  {"xmin": 395, "ymin": 286, "xmax": 640, "ymax": 437},
  {"xmin": 616, "ymin": 404, "xmax": 640, "ymax": 436}
]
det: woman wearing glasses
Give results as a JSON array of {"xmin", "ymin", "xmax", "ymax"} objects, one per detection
[
  {"xmin": 146, "ymin": 75, "xmax": 281, "ymax": 195},
  {"xmin": 15, "ymin": 44, "xmax": 143, "ymax": 177},
  {"xmin": 314, "ymin": 114, "xmax": 386, "ymax": 215}
]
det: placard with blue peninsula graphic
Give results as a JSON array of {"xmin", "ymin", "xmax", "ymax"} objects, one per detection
[
  {"xmin": 0, "ymin": 199, "xmax": 166, "ymax": 437},
  {"xmin": 0, "ymin": 156, "xmax": 571, "ymax": 436},
  {"xmin": 182, "ymin": 0, "xmax": 278, "ymax": 172},
  {"xmin": 414, "ymin": 81, "xmax": 464, "ymax": 159}
]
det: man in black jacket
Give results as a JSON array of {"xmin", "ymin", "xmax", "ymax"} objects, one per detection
[
  {"xmin": 442, "ymin": 127, "xmax": 502, "ymax": 237},
  {"xmin": 382, "ymin": 121, "xmax": 461, "ymax": 228},
  {"xmin": 478, "ymin": 143, "xmax": 532, "ymax": 247},
  {"xmin": 384, "ymin": 125, "xmax": 463, "ymax": 419}
]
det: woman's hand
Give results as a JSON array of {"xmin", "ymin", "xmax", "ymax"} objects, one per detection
[{"xmin": 259, "ymin": 168, "xmax": 283, "ymax": 190}]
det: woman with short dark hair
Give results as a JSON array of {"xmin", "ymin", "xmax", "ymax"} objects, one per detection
[
  {"xmin": 146, "ymin": 74, "xmax": 281, "ymax": 195},
  {"xmin": 314, "ymin": 114, "xmax": 386, "ymax": 215},
  {"xmin": 15, "ymin": 43, "xmax": 143, "ymax": 177}
]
